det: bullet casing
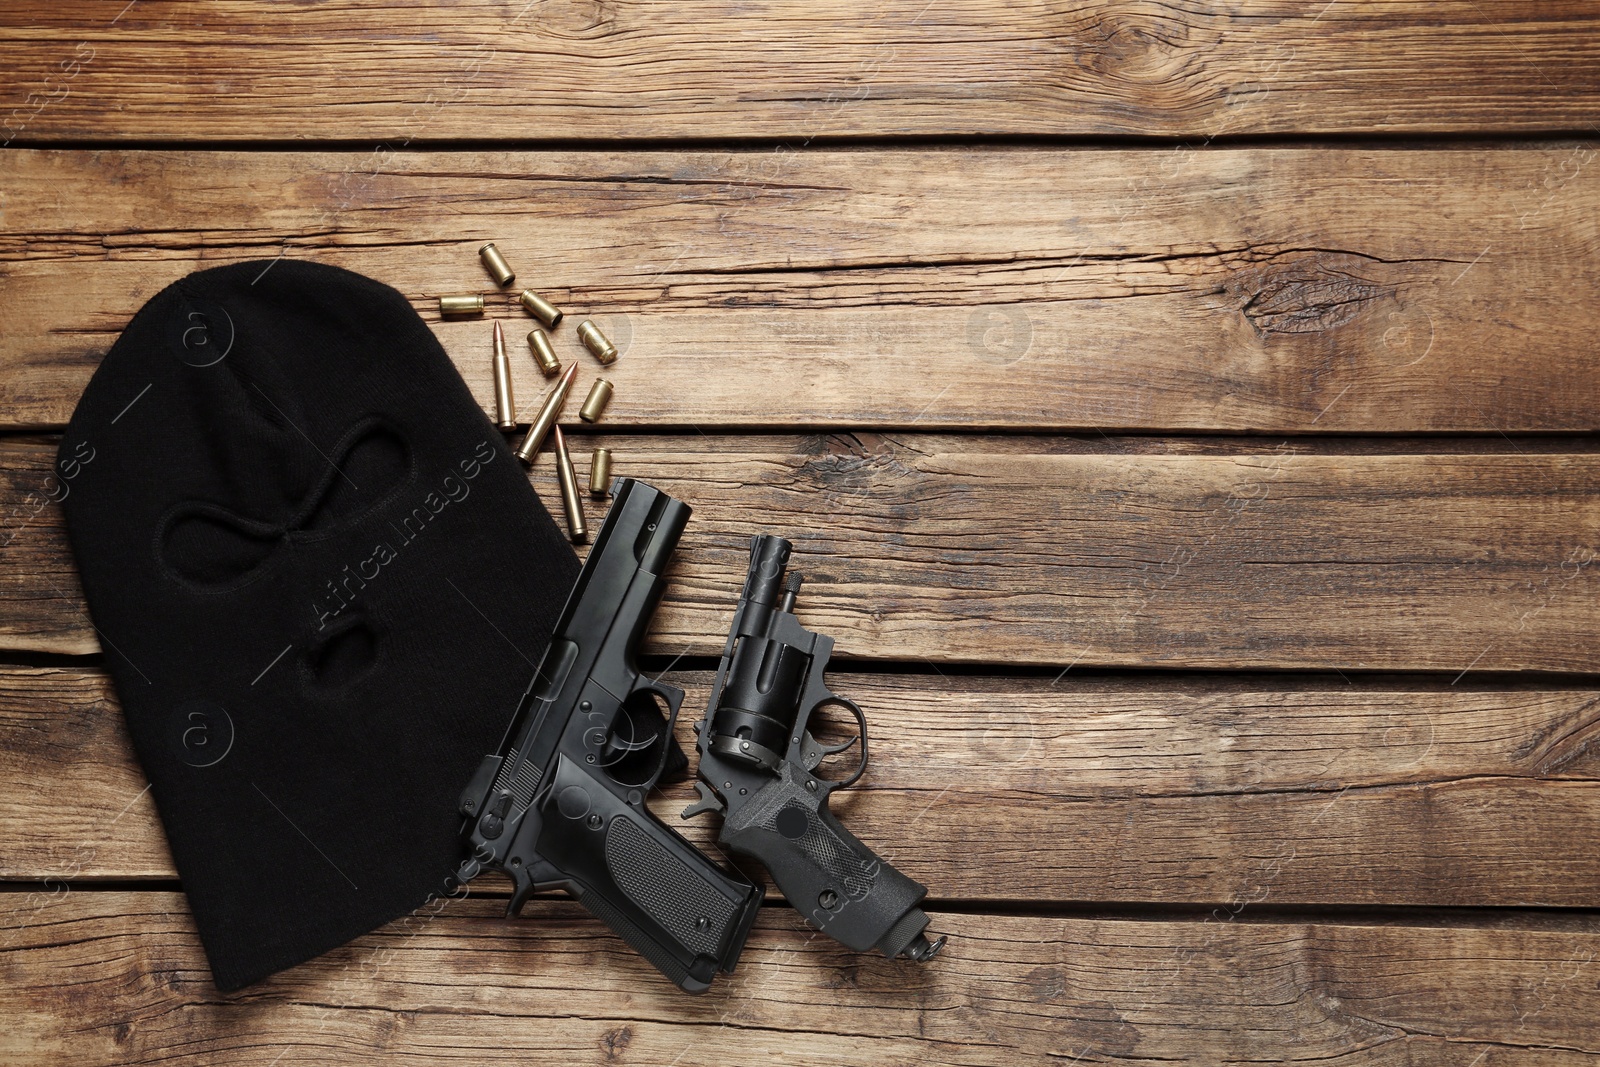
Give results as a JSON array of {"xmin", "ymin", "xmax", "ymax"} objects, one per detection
[
  {"xmin": 553, "ymin": 426, "xmax": 587, "ymax": 542},
  {"xmin": 439, "ymin": 294, "xmax": 485, "ymax": 316},
  {"xmin": 479, "ymin": 242, "xmax": 516, "ymax": 287},
  {"xmin": 515, "ymin": 362, "xmax": 578, "ymax": 464},
  {"xmin": 526, "ymin": 328, "xmax": 562, "ymax": 377},
  {"xmin": 577, "ymin": 320, "xmax": 618, "ymax": 365},
  {"xmin": 589, "ymin": 448, "xmax": 612, "ymax": 496},
  {"xmin": 491, "ymin": 321, "xmax": 516, "ymax": 432},
  {"xmin": 579, "ymin": 378, "xmax": 614, "ymax": 423},
  {"xmin": 518, "ymin": 290, "xmax": 563, "ymax": 328}
]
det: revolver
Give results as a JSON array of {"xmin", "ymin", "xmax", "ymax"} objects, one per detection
[
  {"xmin": 684, "ymin": 534, "xmax": 945, "ymax": 963},
  {"xmin": 456, "ymin": 478, "xmax": 762, "ymax": 993}
]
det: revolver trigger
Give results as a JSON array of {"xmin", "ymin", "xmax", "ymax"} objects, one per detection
[
  {"xmin": 681, "ymin": 780, "xmax": 724, "ymax": 820},
  {"xmin": 800, "ymin": 729, "xmax": 859, "ymax": 771}
]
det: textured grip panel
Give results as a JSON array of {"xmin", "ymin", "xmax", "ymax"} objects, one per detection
[
  {"xmin": 720, "ymin": 762, "xmax": 929, "ymax": 954},
  {"xmin": 773, "ymin": 801, "xmax": 875, "ymax": 900},
  {"xmin": 605, "ymin": 813, "xmax": 738, "ymax": 958},
  {"xmin": 729, "ymin": 765, "xmax": 878, "ymax": 892},
  {"xmin": 748, "ymin": 788, "xmax": 876, "ymax": 901}
]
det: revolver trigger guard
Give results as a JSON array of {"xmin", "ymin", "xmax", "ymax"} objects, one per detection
[{"xmin": 802, "ymin": 695, "xmax": 870, "ymax": 789}]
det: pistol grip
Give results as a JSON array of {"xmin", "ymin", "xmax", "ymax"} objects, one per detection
[
  {"xmin": 536, "ymin": 755, "xmax": 763, "ymax": 993},
  {"xmin": 719, "ymin": 763, "xmax": 940, "ymax": 961}
]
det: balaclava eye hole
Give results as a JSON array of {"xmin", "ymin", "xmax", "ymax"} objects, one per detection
[
  {"xmin": 306, "ymin": 614, "xmax": 381, "ymax": 689},
  {"xmin": 161, "ymin": 505, "xmax": 281, "ymax": 587},
  {"xmin": 298, "ymin": 420, "xmax": 412, "ymax": 532},
  {"xmin": 59, "ymin": 260, "xmax": 582, "ymax": 992}
]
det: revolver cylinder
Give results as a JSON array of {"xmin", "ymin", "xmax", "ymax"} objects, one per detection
[{"xmin": 709, "ymin": 571, "xmax": 809, "ymax": 770}]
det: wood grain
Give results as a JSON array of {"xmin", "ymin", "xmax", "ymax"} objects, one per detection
[
  {"xmin": 3, "ymin": 2, "xmax": 1599, "ymax": 142},
  {"xmin": 5, "ymin": 434, "xmax": 1598, "ymax": 671},
  {"xmin": 4, "ymin": 147, "xmax": 1598, "ymax": 432},
  {"xmin": 6, "ymin": 666, "xmax": 1600, "ymax": 907},
  {"xmin": 4, "ymin": 3, "xmax": 1598, "ymax": 1056},
  {"xmin": 4, "ymin": 894, "xmax": 1599, "ymax": 1065}
]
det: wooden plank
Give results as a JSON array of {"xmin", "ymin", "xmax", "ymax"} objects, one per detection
[
  {"xmin": 3, "ymin": 146, "xmax": 1598, "ymax": 433},
  {"xmin": 5, "ymin": 434, "xmax": 1598, "ymax": 672},
  {"xmin": 7, "ymin": 666, "xmax": 1600, "ymax": 907},
  {"xmin": 3, "ymin": 3, "xmax": 1599, "ymax": 142},
  {"xmin": 4, "ymin": 893, "xmax": 1599, "ymax": 1065}
]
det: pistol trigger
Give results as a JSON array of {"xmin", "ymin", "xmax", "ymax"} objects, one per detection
[
  {"xmin": 505, "ymin": 866, "xmax": 535, "ymax": 917},
  {"xmin": 681, "ymin": 780, "xmax": 724, "ymax": 820}
]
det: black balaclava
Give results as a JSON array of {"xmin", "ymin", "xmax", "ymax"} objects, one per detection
[{"xmin": 57, "ymin": 260, "xmax": 579, "ymax": 991}]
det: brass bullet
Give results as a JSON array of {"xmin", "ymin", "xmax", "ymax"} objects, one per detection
[
  {"xmin": 589, "ymin": 448, "xmax": 612, "ymax": 497},
  {"xmin": 518, "ymin": 290, "xmax": 563, "ymax": 329},
  {"xmin": 526, "ymin": 328, "xmax": 562, "ymax": 378},
  {"xmin": 492, "ymin": 321, "xmax": 516, "ymax": 432},
  {"xmin": 577, "ymin": 320, "xmax": 618, "ymax": 365},
  {"xmin": 578, "ymin": 377, "xmax": 613, "ymax": 423},
  {"xmin": 439, "ymin": 294, "xmax": 485, "ymax": 316},
  {"xmin": 515, "ymin": 362, "xmax": 578, "ymax": 464},
  {"xmin": 553, "ymin": 426, "xmax": 586, "ymax": 543},
  {"xmin": 479, "ymin": 242, "xmax": 516, "ymax": 287}
]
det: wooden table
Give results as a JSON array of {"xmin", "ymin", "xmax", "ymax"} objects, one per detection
[{"xmin": 4, "ymin": 3, "xmax": 1600, "ymax": 1063}]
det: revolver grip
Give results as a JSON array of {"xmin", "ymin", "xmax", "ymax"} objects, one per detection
[
  {"xmin": 536, "ymin": 755, "xmax": 762, "ymax": 993},
  {"xmin": 719, "ymin": 763, "xmax": 941, "ymax": 961}
]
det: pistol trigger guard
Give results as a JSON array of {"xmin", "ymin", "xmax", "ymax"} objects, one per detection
[
  {"xmin": 642, "ymin": 678, "xmax": 686, "ymax": 727},
  {"xmin": 681, "ymin": 780, "xmax": 724, "ymax": 820},
  {"xmin": 619, "ymin": 677, "xmax": 689, "ymax": 791}
]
